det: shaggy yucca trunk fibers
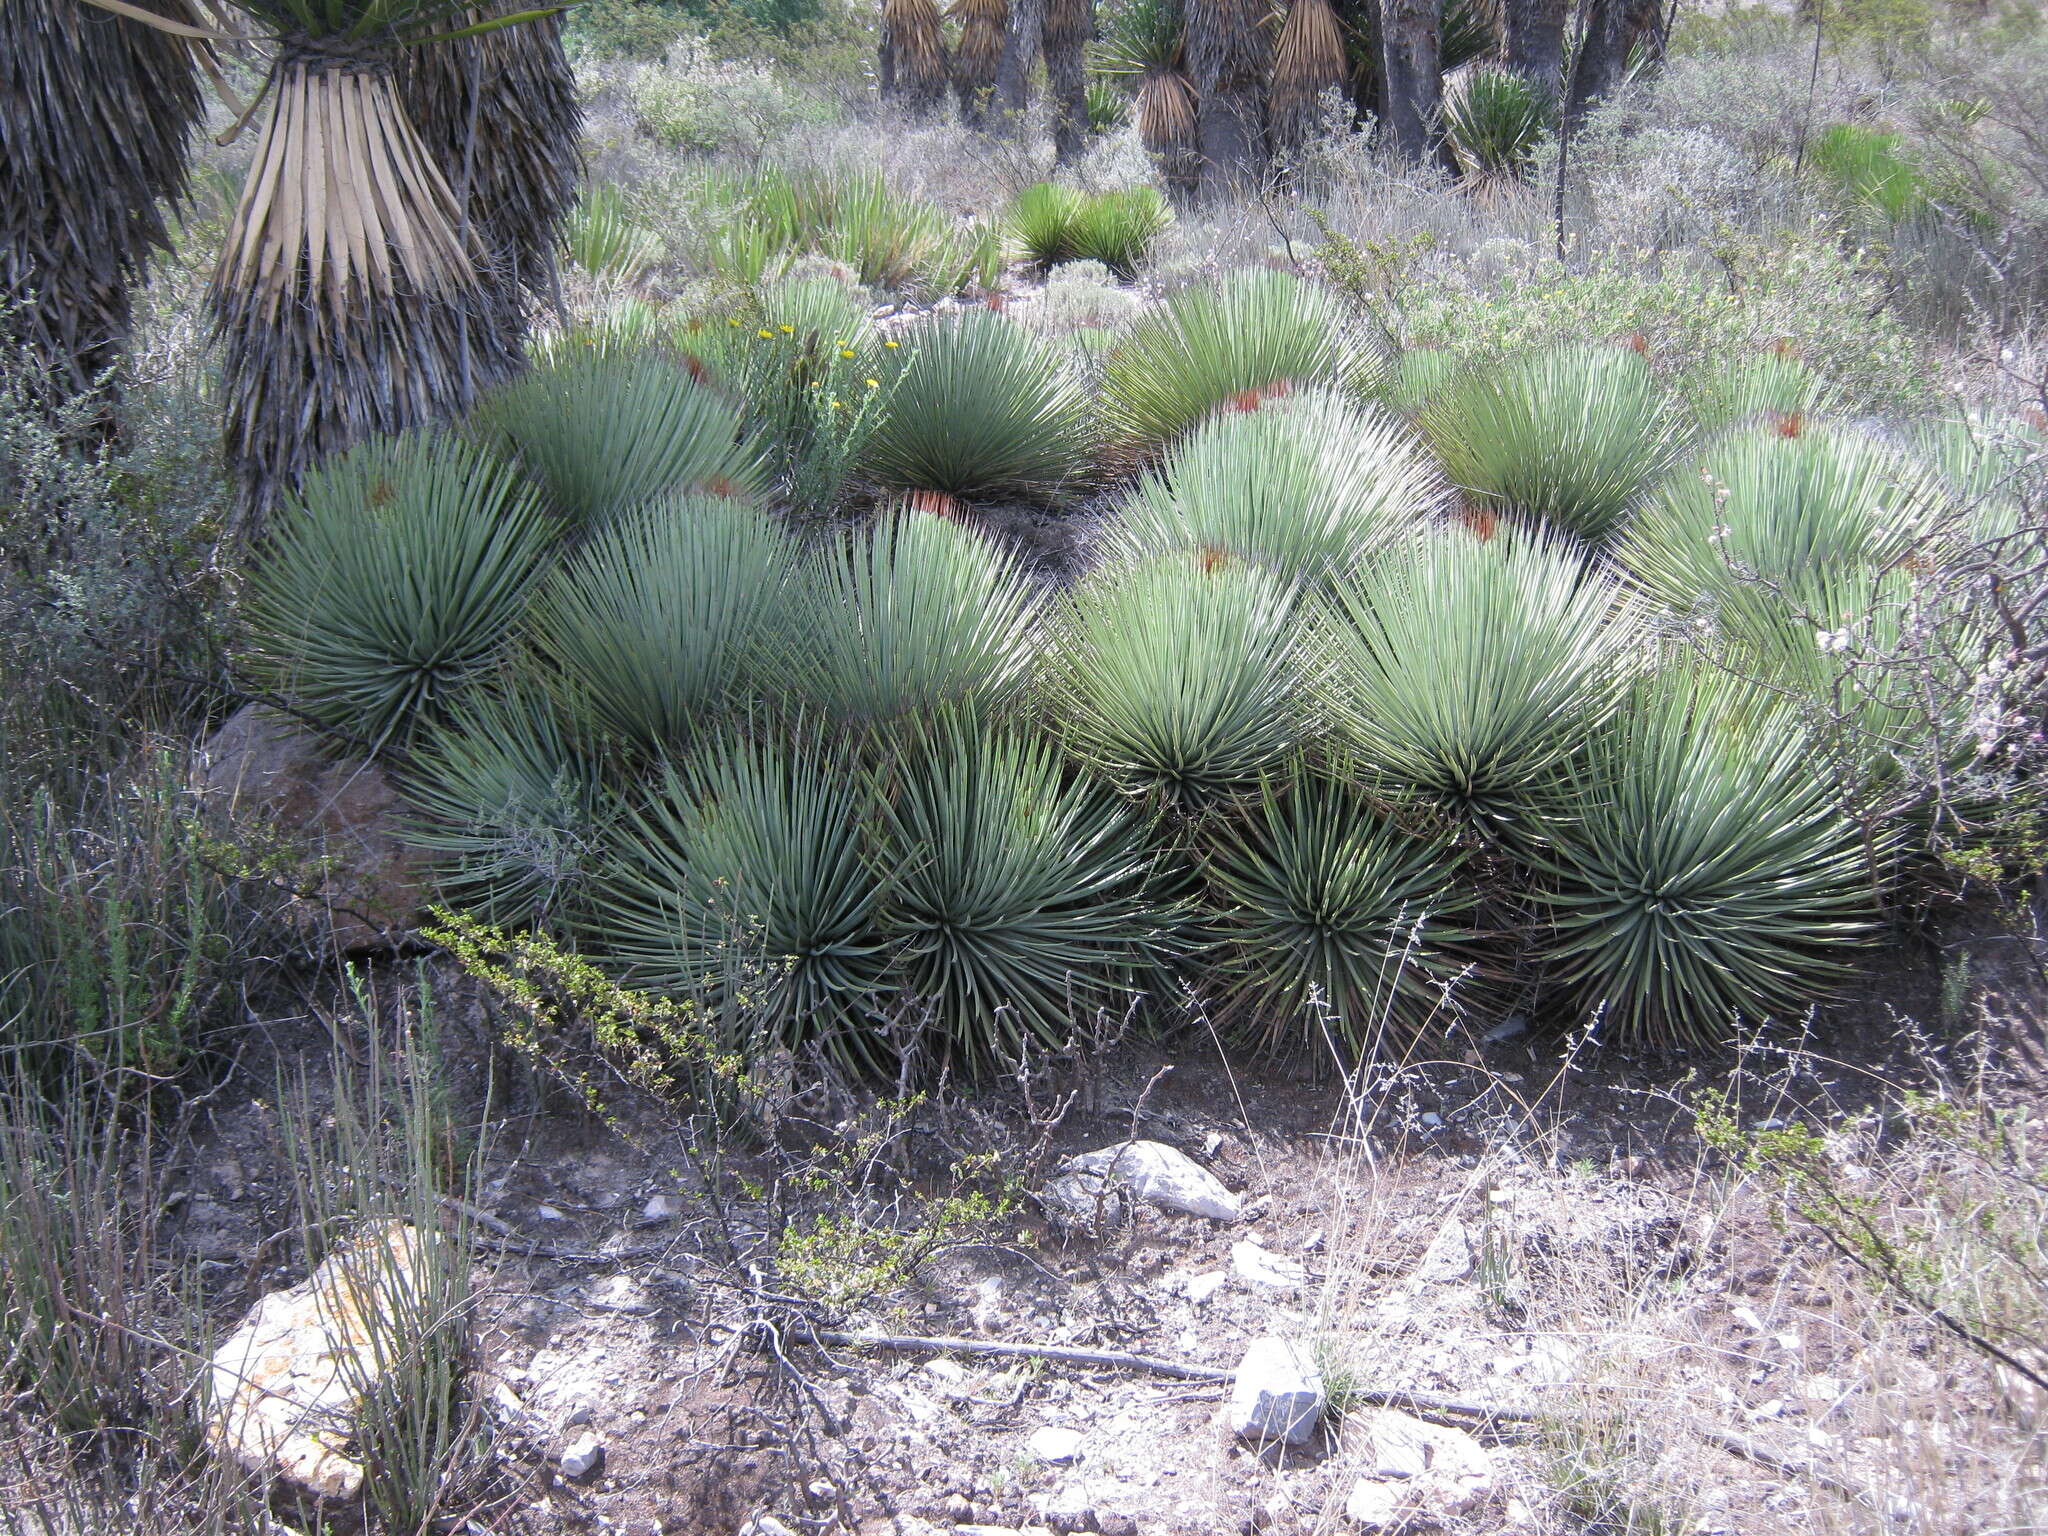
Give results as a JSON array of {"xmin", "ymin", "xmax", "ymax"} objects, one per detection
[
  {"xmin": 0, "ymin": 0, "xmax": 204, "ymax": 422},
  {"xmin": 215, "ymin": 43, "xmax": 493, "ymax": 517},
  {"xmin": 1042, "ymin": 0, "xmax": 1093, "ymax": 164},
  {"xmin": 1269, "ymin": 0, "xmax": 1348, "ymax": 158},
  {"xmin": 1185, "ymin": 0, "xmax": 1270, "ymax": 200},
  {"xmin": 398, "ymin": 9, "xmax": 580, "ymax": 355},
  {"xmin": 880, "ymin": 0, "xmax": 950, "ymax": 116},
  {"xmin": 949, "ymin": 0, "xmax": 1007, "ymax": 125}
]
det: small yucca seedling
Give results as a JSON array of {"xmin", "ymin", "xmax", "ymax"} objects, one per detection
[
  {"xmin": 1053, "ymin": 552, "xmax": 1314, "ymax": 806},
  {"xmin": 241, "ymin": 431, "xmax": 551, "ymax": 752},
  {"xmin": 1104, "ymin": 387, "xmax": 1444, "ymax": 587},
  {"xmin": 1067, "ymin": 187, "xmax": 1170, "ymax": 279},
  {"xmin": 585, "ymin": 730, "xmax": 893, "ymax": 1069},
  {"xmin": 565, "ymin": 185, "xmax": 661, "ymax": 284},
  {"xmin": 1444, "ymin": 67, "xmax": 1553, "ymax": 180},
  {"xmin": 402, "ymin": 685, "xmax": 608, "ymax": 926},
  {"xmin": 1531, "ymin": 663, "xmax": 1884, "ymax": 1046},
  {"xmin": 1200, "ymin": 771, "xmax": 1478, "ymax": 1053},
  {"xmin": 473, "ymin": 349, "xmax": 766, "ymax": 530},
  {"xmin": 861, "ymin": 309, "xmax": 1092, "ymax": 500},
  {"xmin": 1321, "ymin": 525, "xmax": 1639, "ymax": 826},
  {"xmin": 788, "ymin": 508, "xmax": 1040, "ymax": 726},
  {"xmin": 1009, "ymin": 181, "xmax": 1087, "ymax": 270},
  {"xmin": 530, "ymin": 493, "xmax": 795, "ymax": 755},
  {"xmin": 1101, "ymin": 268, "xmax": 1386, "ymax": 451},
  {"xmin": 874, "ymin": 715, "xmax": 1166, "ymax": 1068},
  {"xmin": 1421, "ymin": 344, "xmax": 1683, "ymax": 546},
  {"xmin": 1617, "ymin": 422, "xmax": 1946, "ymax": 625}
]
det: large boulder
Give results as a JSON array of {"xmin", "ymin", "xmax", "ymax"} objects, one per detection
[
  {"xmin": 200, "ymin": 704, "xmax": 430, "ymax": 952},
  {"xmin": 204, "ymin": 1221, "xmax": 439, "ymax": 1502}
]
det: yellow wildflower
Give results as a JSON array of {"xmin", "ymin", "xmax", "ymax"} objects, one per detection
[
  {"xmin": 865, "ymin": 377, "xmax": 880, "ymax": 389},
  {"xmin": 884, "ymin": 339, "xmax": 900, "ymax": 348},
  {"xmin": 839, "ymin": 348, "xmax": 856, "ymax": 359},
  {"xmin": 757, "ymin": 328, "xmax": 773, "ymax": 339},
  {"xmin": 779, "ymin": 323, "xmax": 795, "ymax": 333}
]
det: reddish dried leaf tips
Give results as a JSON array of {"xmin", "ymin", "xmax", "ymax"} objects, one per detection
[
  {"xmin": 1773, "ymin": 409, "xmax": 1805, "ymax": 438},
  {"xmin": 1453, "ymin": 502, "xmax": 1499, "ymax": 542},
  {"xmin": 906, "ymin": 488, "xmax": 964, "ymax": 518}
]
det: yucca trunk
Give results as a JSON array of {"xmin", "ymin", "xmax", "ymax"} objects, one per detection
[
  {"xmin": 1501, "ymin": 0, "xmax": 1566, "ymax": 97},
  {"xmin": 1565, "ymin": 0, "xmax": 1662, "ymax": 125},
  {"xmin": 1136, "ymin": 67, "xmax": 1201, "ymax": 201},
  {"xmin": 1378, "ymin": 0, "xmax": 1451, "ymax": 171},
  {"xmin": 1269, "ymin": 0, "xmax": 1349, "ymax": 159},
  {"xmin": 214, "ymin": 47, "xmax": 492, "ymax": 519},
  {"xmin": 1042, "ymin": 0, "xmax": 1094, "ymax": 164},
  {"xmin": 950, "ymin": 0, "xmax": 1007, "ymax": 125},
  {"xmin": 0, "ymin": 0, "xmax": 203, "ymax": 425},
  {"xmin": 880, "ymin": 0, "xmax": 951, "ymax": 116},
  {"xmin": 993, "ymin": 0, "xmax": 1044, "ymax": 125},
  {"xmin": 397, "ymin": 8, "xmax": 581, "ymax": 377},
  {"xmin": 1185, "ymin": 0, "xmax": 1270, "ymax": 201}
]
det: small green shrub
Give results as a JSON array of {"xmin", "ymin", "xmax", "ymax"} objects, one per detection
[
  {"xmin": 1053, "ymin": 552, "xmax": 1313, "ymax": 807},
  {"xmin": 860, "ymin": 310, "xmax": 1092, "ymax": 501},
  {"xmin": 1103, "ymin": 387, "xmax": 1442, "ymax": 587},
  {"xmin": 1069, "ymin": 187, "xmax": 1171, "ymax": 278},
  {"xmin": 1420, "ymin": 344, "xmax": 1683, "ymax": 546},
  {"xmin": 626, "ymin": 42, "xmax": 826, "ymax": 154},
  {"xmin": 474, "ymin": 350, "xmax": 767, "ymax": 531},
  {"xmin": 1532, "ymin": 663, "xmax": 1882, "ymax": 1044},
  {"xmin": 531, "ymin": 493, "xmax": 794, "ymax": 753},
  {"xmin": 1009, "ymin": 182, "xmax": 1088, "ymax": 270},
  {"xmin": 241, "ymin": 432, "xmax": 551, "ymax": 750},
  {"xmin": 1200, "ymin": 771, "xmax": 1477, "ymax": 1051},
  {"xmin": 707, "ymin": 169, "xmax": 998, "ymax": 298},
  {"xmin": 874, "ymin": 716, "xmax": 1165, "ymax": 1066},
  {"xmin": 1321, "ymin": 526, "xmax": 1637, "ymax": 825},
  {"xmin": 789, "ymin": 509, "xmax": 1040, "ymax": 726},
  {"xmin": 1101, "ymin": 268, "xmax": 1385, "ymax": 450}
]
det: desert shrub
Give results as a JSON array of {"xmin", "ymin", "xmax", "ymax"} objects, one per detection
[
  {"xmin": 1008, "ymin": 182, "xmax": 1170, "ymax": 278},
  {"xmin": 1444, "ymin": 66, "xmax": 1552, "ymax": 179},
  {"xmin": 707, "ymin": 168, "xmax": 999, "ymax": 297},
  {"xmin": 860, "ymin": 310, "xmax": 1093, "ymax": 501},
  {"xmin": 1052, "ymin": 552, "xmax": 1314, "ymax": 807},
  {"xmin": 565, "ymin": 0, "xmax": 703, "ymax": 58},
  {"xmin": 625, "ymin": 39, "xmax": 828, "ymax": 155},
  {"xmin": 1420, "ymin": 344, "xmax": 1684, "ymax": 546},
  {"xmin": 788, "ymin": 509, "xmax": 1040, "ymax": 726},
  {"xmin": 530, "ymin": 493, "xmax": 794, "ymax": 753},
  {"xmin": 1101, "ymin": 268, "xmax": 1386, "ymax": 451},
  {"xmin": 240, "ymin": 432, "xmax": 551, "ymax": 751},
  {"xmin": 1532, "ymin": 663, "xmax": 1882, "ymax": 1044},
  {"xmin": 1029, "ymin": 260, "xmax": 1144, "ymax": 334},
  {"xmin": 1103, "ymin": 387, "xmax": 1443, "ymax": 586},
  {"xmin": 1320, "ymin": 526, "xmax": 1639, "ymax": 826},
  {"xmin": 473, "ymin": 349, "xmax": 766, "ymax": 531},
  {"xmin": 585, "ymin": 731, "xmax": 892, "ymax": 1068},
  {"xmin": 873, "ymin": 716, "xmax": 1165, "ymax": 1067},
  {"xmin": 402, "ymin": 686, "xmax": 609, "ymax": 928},
  {"xmin": 1199, "ymin": 770, "xmax": 1477, "ymax": 1051}
]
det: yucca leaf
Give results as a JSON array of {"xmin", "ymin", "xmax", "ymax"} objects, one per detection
[
  {"xmin": 1103, "ymin": 387, "xmax": 1444, "ymax": 587},
  {"xmin": 1444, "ymin": 67, "xmax": 1553, "ymax": 179},
  {"xmin": 1053, "ymin": 552, "xmax": 1314, "ymax": 806},
  {"xmin": 530, "ymin": 494, "xmax": 796, "ymax": 755},
  {"xmin": 1421, "ymin": 344, "xmax": 1683, "ymax": 545},
  {"xmin": 241, "ymin": 431, "xmax": 551, "ymax": 750}
]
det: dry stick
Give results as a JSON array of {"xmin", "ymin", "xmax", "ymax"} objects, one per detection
[{"xmin": 809, "ymin": 1328, "xmax": 1891, "ymax": 1509}]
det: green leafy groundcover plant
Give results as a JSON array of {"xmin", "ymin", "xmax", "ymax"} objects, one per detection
[
  {"xmin": 1532, "ymin": 664, "xmax": 1883, "ymax": 1046},
  {"xmin": 240, "ymin": 430, "xmax": 551, "ymax": 751}
]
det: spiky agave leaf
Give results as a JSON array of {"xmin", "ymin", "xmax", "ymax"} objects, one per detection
[
  {"xmin": 873, "ymin": 715, "xmax": 1167, "ymax": 1068},
  {"xmin": 401, "ymin": 682, "xmax": 608, "ymax": 925},
  {"xmin": 241, "ymin": 431, "xmax": 551, "ymax": 751},
  {"xmin": 1320, "ymin": 525, "xmax": 1640, "ymax": 825},
  {"xmin": 1101, "ymin": 268, "xmax": 1386, "ymax": 452},
  {"xmin": 1067, "ymin": 187, "xmax": 1172, "ymax": 278},
  {"xmin": 397, "ymin": 6, "xmax": 582, "ymax": 384},
  {"xmin": 212, "ymin": 36, "xmax": 504, "ymax": 518},
  {"xmin": 1269, "ymin": 0, "xmax": 1349, "ymax": 155},
  {"xmin": 0, "ymin": 0, "xmax": 203, "ymax": 418},
  {"xmin": 1420, "ymin": 344, "xmax": 1683, "ymax": 546},
  {"xmin": 1388, "ymin": 346, "xmax": 1464, "ymax": 416},
  {"xmin": 1439, "ymin": 0, "xmax": 1501, "ymax": 72},
  {"xmin": 531, "ymin": 494, "xmax": 795, "ymax": 756},
  {"xmin": 585, "ymin": 730, "xmax": 893, "ymax": 1067},
  {"xmin": 1104, "ymin": 387, "xmax": 1442, "ymax": 586},
  {"xmin": 1616, "ymin": 423, "xmax": 1947, "ymax": 626},
  {"xmin": 1443, "ymin": 65, "xmax": 1553, "ymax": 179},
  {"xmin": 861, "ymin": 310, "xmax": 1093, "ymax": 500},
  {"xmin": 1531, "ymin": 662, "xmax": 1884, "ymax": 1046},
  {"xmin": 880, "ymin": 0, "xmax": 951, "ymax": 115},
  {"xmin": 950, "ymin": 0, "xmax": 1008, "ymax": 124},
  {"xmin": 1053, "ymin": 552, "xmax": 1314, "ymax": 806},
  {"xmin": 1009, "ymin": 182, "xmax": 1088, "ymax": 270},
  {"xmin": 789, "ymin": 509, "xmax": 1041, "ymax": 726},
  {"xmin": 473, "ymin": 349, "xmax": 766, "ymax": 530},
  {"xmin": 1200, "ymin": 770, "xmax": 1477, "ymax": 1051},
  {"xmin": 1910, "ymin": 408, "xmax": 2042, "ymax": 542}
]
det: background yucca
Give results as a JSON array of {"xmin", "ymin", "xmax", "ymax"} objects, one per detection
[{"xmin": 1443, "ymin": 66, "xmax": 1554, "ymax": 180}]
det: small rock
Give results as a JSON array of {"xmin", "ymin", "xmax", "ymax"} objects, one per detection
[
  {"xmin": 1046, "ymin": 1140, "xmax": 1242, "ymax": 1222},
  {"xmin": 587, "ymin": 1273, "xmax": 655, "ymax": 1314},
  {"xmin": 1481, "ymin": 1015, "xmax": 1528, "ymax": 1043},
  {"xmin": 1230, "ymin": 1240, "xmax": 1307, "ymax": 1292},
  {"xmin": 1344, "ymin": 1478, "xmax": 1411, "ymax": 1530},
  {"xmin": 1185, "ymin": 1271, "xmax": 1228, "ymax": 1305},
  {"xmin": 1036, "ymin": 1480, "xmax": 1094, "ymax": 1532},
  {"xmin": 642, "ymin": 1193, "xmax": 682, "ymax": 1222},
  {"xmin": 1097, "ymin": 1515, "xmax": 1138, "ymax": 1536},
  {"xmin": 536, "ymin": 1204, "xmax": 566, "ymax": 1222},
  {"xmin": 1228, "ymin": 1336, "xmax": 1324, "ymax": 1446},
  {"xmin": 1351, "ymin": 1409, "xmax": 1493, "ymax": 1515},
  {"xmin": 736, "ymin": 1518, "xmax": 799, "ymax": 1536},
  {"xmin": 1415, "ymin": 1219, "xmax": 1472, "ymax": 1282},
  {"xmin": 1028, "ymin": 1425, "xmax": 1085, "ymax": 1464},
  {"xmin": 559, "ymin": 1432, "xmax": 604, "ymax": 1479},
  {"xmin": 562, "ymin": 1402, "xmax": 593, "ymax": 1428}
]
